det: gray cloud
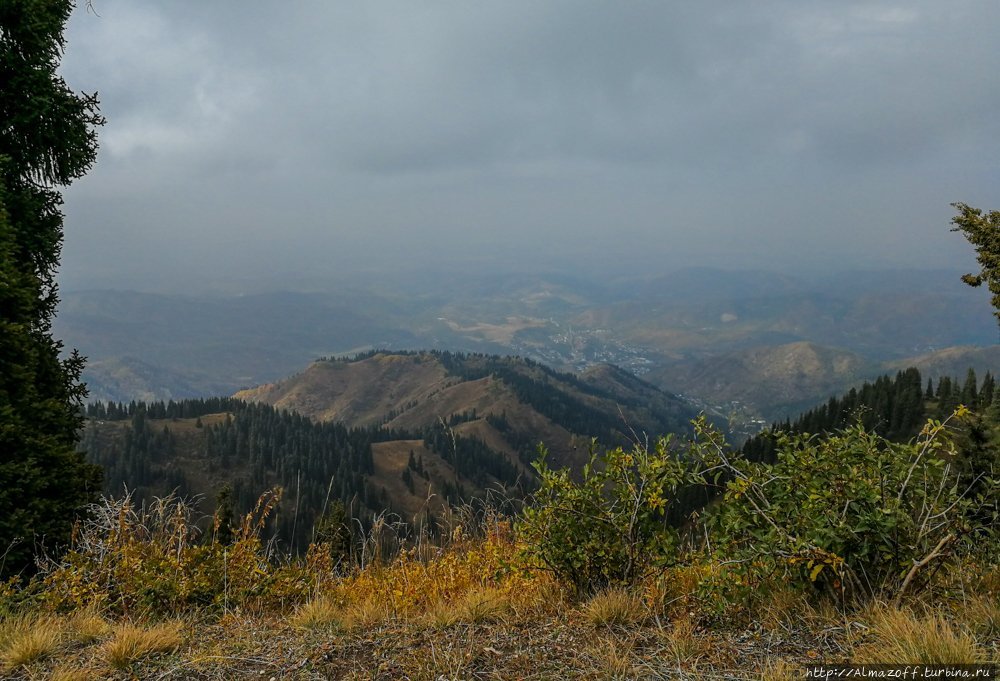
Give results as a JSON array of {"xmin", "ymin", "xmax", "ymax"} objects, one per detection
[{"xmin": 57, "ymin": 0, "xmax": 1000, "ymax": 290}]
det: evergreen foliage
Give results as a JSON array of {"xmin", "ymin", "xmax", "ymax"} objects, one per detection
[
  {"xmin": 742, "ymin": 368, "xmax": 926, "ymax": 462},
  {"xmin": 81, "ymin": 399, "xmax": 386, "ymax": 553},
  {"xmin": 81, "ymin": 397, "xmax": 531, "ymax": 551},
  {"xmin": 0, "ymin": 0, "xmax": 104, "ymax": 575},
  {"xmin": 420, "ymin": 420, "xmax": 522, "ymax": 497},
  {"xmin": 951, "ymin": 202, "xmax": 1000, "ymax": 327}
]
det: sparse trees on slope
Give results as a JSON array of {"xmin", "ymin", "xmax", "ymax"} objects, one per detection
[{"xmin": 0, "ymin": 1, "xmax": 104, "ymax": 575}]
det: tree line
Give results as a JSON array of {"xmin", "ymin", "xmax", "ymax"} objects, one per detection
[{"xmin": 742, "ymin": 367, "xmax": 998, "ymax": 463}]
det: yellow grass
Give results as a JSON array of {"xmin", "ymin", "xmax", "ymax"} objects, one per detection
[
  {"xmin": 290, "ymin": 596, "xmax": 344, "ymax": 631},
  {"xmin": 64, "ymin": 610, "xmax": 110, "ymax": 644},
  {"xmin": 49, "ymin": 665, "xmax": 97, "ymax": 681},
  {"xmin": 662, "ymin": 615, "xmax": 708, "ymax": 667},
  {"xmin": 102, "ymin": 621, "xmax": 183, "ymax": 669},
  {"xmin": 855, "ymin": 605, "xmax": 982, "ymax": 664},
  {"xmin": 424, "ymin": 585, "xmax": 510, "ymax": 628},
  {"xmin": 586, "ymin": 635, "xmax": 637, "ymax": 679},
  {"xmin": 583, "ymin": 587, "xmax": 647, "ymax": 627},
  {"xmin": 403, "ymin": 638, "xmax": 476, "ymax": 681},
  {"xmin": 758, "ymin": 658, "xmax": 800, "ymax": 680},
  {"xmin": 0, "ymin": 615, "xmax": 63, "ymax": 671},
  {"xmin": 342, "ymin": 598, "xmax": 393, "ymax": 630},
  {"xmin": 963, "ymin": 593, "xmax": 1000, "ymax": 640}
]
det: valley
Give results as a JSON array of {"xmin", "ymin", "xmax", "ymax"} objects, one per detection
[{"xmin": 58, "ymin": 267, "xmax": 999, "ymax": 427}]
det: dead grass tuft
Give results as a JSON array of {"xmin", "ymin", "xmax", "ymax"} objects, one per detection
[
  {"xmin": 583, "ymin": 587, "xmax": 647, "ymax": 627},
  {"xmin": 662, "ymin": 615, "xmax": 708, "ymax": 667},
  {"xmin": 290, "ymin": 596, "xmax": 344, "ymax": 631},
  {"xmin": 342, "ymin": 599, "xmax": 393, "ymax": 630},
  {"xmin": 855, "ymin": 605, "xmax": 981, "ymax": 664},
  {"xmin": 425, "ymin": 585, "xmax": 510, "ymax": 629},
  {"xmin": 758, "ymin": 658, "xmax": 800, "ymax": 680},
  {"xmin": 758, "ymin": 585, "xmax": 805, "ymax": 632},
  {"xmin": 102, "ymin": 621, "xmax": 183, "ymax": 669},
  {"xmin": 0, "ymin": 615, "xmax": 63, "ymax": 671},
  {"xmin": 50, "ymin": 665, "xmax": 97, "ymax": 681},
  {"xmin": 649, "ymin": 564, "xmax": 702, "ymax": 617},
  {"xmin": 64, "ymin": 609, "xmax": 111, "ymax": 645},
  {"xmin": 962, "ymin": 593, "xmax": 1000, "ymax": 640},
  {"xmin": 586, "ymin": 635, "xmax": 637, "ymax": 680}
]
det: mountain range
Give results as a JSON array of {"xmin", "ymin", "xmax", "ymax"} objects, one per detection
[{"xmin": 57, "ymin": 267, "xmax": 999, "ymax": 424}]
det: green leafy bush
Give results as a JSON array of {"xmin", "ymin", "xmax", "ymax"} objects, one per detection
[
  {"xmin": 518, "ymin": 438, "xmax": 698, "ymax": 594},
  {"xmin": 700, "ymin": 412, "xmax": 998, "ymax": 601}
]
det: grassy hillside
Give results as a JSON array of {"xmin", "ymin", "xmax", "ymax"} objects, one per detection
[
  {"xmin": 235, "ymin": 350, "xmax": 697, "ymax": 468},
  {"xmin": 648, "ymin": 341, "xmax": 872, "ymax": 421},
  {"xmin": 885, "ymin": 345, "xmax": 1000, "ymax": 382}
]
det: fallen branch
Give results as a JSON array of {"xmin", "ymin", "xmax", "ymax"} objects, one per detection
[{"xmin": 894, "ymin": 533, "xmax": 955, "ymax": 606}]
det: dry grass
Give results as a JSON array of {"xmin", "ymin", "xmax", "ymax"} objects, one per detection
[
  {"xmin": 583, "ymin": 587, "xmax": 647, "ymax": 627},
  {"xmin": 342, "ymin": 598, "xmax": 393, "ymax": 630},
  {"xmin": 758, "ymin": 585, "xmax": 806, "ymax": 632},
  {"xmin": 49, "ymin": 665, "xmax": 97, "ymax": 681},
  {"xmin": 1, "ymin": 527, "xmax": 994, "ymax": 678},
  {"xmin": 102, "ymin": 621, "xmax": 183, "ymax": 669},
  {"xmin": 64, "ymin": 610, "xmax": 110, "ymax": 645},
  {"xmin": 758, "ymin": 658, "xmax": 801, "ymax": 680},
  {"xmin": 290, "ymin": 596, "xmax": 344, "ymax": 631},
  {"xmin": 962, "ymin": 593, "xmax": 1000, "ymax": 641},
  {"xmin": 648, "ymin": 564, "xmax": 703, "ymax": 617},
  {"xmin": 0, "ymin": 615, "xmax": 63, "ymax": 671},
  {"xmin": 661, "ymin": 615, "xmax": 708, "ymax": 668},
  {"xmin": 410, "ymin": 639, "xmax": 477, "ymax": 681},
  {"xmin": 585, "ymin": 634, "xmax": 638, "ymax": 679},
  {"xmin": 854, "ymin": 605, "xmax": 982, "ymax": 664},
  {"xmin": 425, "ymin": 585, "xmax": 510, "ymax": 628}
]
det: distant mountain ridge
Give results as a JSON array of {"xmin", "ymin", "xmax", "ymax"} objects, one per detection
[
  {"xmin": 649, "ymin": 341, "xmax": 1000, "ymax": 423},
  {"xmin": 58, "ymin": 268, "xmax": 999, "ymax": 420},
  {"xmin": 649, "ymin": 342, "xmax": 874, "ymax": 420},
  {"xmin": 235, "ymin": 350, "xmax": 697, "ymax": 469}
]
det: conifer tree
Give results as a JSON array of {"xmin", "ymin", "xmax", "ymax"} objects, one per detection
[
  {"xmin": 952, "ymin": 202, "xmax": 1000, "ymax": 328},
  {"xmin": 961, "ymin": 368, "xmax": 979, "ymax": 409},
  {"xmin": 0, "ymin": 1, "xmax": 104, "ymax": 574}
]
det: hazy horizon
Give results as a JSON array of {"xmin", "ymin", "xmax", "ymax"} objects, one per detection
[{"xmin": 56, "ymin": 1, "xmax": 1000, "ymax": 292}]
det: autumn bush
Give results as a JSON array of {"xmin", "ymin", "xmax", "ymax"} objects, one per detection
[
  {"xmin": 518, "ymin": 437, "xmax": 701, "ymax": 595},
  {"xmin": 326, "ymin": 515, "xmax": 556, "ymax": 622},
  {"xmin": 38, "ymin": 489, "xmax": 316, "ymax": 615},
  {"xmin": 517, "ymin": 413, "xmax": 998, "ymax": 608}
]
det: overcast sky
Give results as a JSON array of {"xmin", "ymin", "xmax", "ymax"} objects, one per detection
[{"xmin": 56, "ymin": 1, "xmax": 1000, "ymax": 291}]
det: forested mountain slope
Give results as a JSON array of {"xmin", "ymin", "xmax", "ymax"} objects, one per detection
[
  {"xmin": 82, "ymin": 352, "xmax": 699, "ymax": 552},
  {"xmin": 235, "ymin": 351, "xmax": 696, "ymax": 468}
]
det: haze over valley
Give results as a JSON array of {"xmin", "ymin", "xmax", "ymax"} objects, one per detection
[
  {"xmin": 48, "ymin": 1, "xmax": 1000, "ymax": 429},
  {"xmin": 57, "ymin": 265, "xmax": 998, "ymax": 428}
]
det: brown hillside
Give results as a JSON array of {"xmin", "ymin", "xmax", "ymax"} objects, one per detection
[
  {"xmin": 649, "ymin": 341, "xmax": 870, "ymax": 419},
  {"xmin": 885, "ymin": 345, "xmax": 1000, "ymax": 381},
  {"xmin": 235, "ymin": 353, "xmax": 451, "ymax": 425},
  {"xmin": 233, "ymin": 355, "xmax": 574, "ymax": 457}
]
